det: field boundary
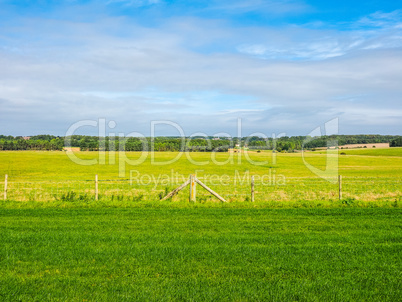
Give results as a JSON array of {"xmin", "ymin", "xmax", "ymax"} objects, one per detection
[{"xmin": 2, "ymin": 173, "xmax": 401, "ymax": 205}]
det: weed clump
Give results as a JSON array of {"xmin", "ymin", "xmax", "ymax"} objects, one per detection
[
  {"xmin": 341, "ymin": 197, "xmax": 356, "ymax": 206},
  {"xmin": 55, "ymin": 191, "xmax": 91, "ymax": 202}
]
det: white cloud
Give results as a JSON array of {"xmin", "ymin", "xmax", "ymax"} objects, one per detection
[{"xmin": 0, "ymin": 9, "xmax": 401, "ymax": 136}]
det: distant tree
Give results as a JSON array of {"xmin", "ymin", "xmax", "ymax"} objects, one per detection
[{"xmin": 390, "ymin": 137, "xmax": 402, "ymax": 147}]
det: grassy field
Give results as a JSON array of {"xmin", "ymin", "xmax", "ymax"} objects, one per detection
[
  {"xmin": 317, "ymin": 148, "xmax": 402, "ymax": 157},
  {"xmin": 0, "ymin": 150, "xmax": 401, "ymax": 300},
  {"xmin": 0, "ymin": 148, "xmax": 401, "ymax": 206},
  {"xmin": 1, "ymin": 207, "xmax": 401, "ymax": 301}
]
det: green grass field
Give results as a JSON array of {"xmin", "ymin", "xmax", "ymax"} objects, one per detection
[
  {"xmin": 0, "ymin": 148, "xmax": 401, "ymax": 206},
  {"xmin": 0, "ymin": 149, "xmax": 401, "ymax": 300},
  {"xmin": 1, "ymin": 207, "xmax": 401, "ymax": 301}
]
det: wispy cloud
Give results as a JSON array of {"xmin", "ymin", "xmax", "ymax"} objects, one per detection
[
  {"xmin": 357, "ymin": 10, "xmax": 402, "ymax": 28},
  {"xmin": 0, "ymin": 2, "xmax": 401, "ymax": 135},
  {"xmin": 203, "ymin": 0, "xmax": 309, "ymax": 15},
  {"xmin": 236, "ymin": 10, "xmax": 402, "ymax": 61},
  {"xmin": 237, "ymin": 37, "xmax": 360, "ymax": 60},
  {"xmin": 106, "ymin": 0, "xmax": 162, "ymax": 8},
  {"xmin": 236, "ymin": 30, "xmax": 365, "ymax": 61}
]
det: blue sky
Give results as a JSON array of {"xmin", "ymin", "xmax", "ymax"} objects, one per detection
[{"xmin": 0, "ymin": 0, "xmax": 401, "ymax": 136}]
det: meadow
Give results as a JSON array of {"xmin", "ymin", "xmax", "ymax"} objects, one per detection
[
  {"xmin": 0, "ymin": 148, "xmax": 401, "ymax": 207},
  {"xmin": 0, "ymin": 149, "xmax": 401, "ymax": 301}
]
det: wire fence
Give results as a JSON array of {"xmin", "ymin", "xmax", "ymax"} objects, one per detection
[{"xmin": 1, "ymin": 175, "xmax": 401, "ymax": 203}]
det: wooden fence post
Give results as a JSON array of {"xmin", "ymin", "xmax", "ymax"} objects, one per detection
[
  {"xmin": 160, "ymin": 178, "xmax": 191, "ymax": 201},
  {"xmin": 95, "ymin": 174, "xmax": 98, "ymax": 201},
  {"xmin": 4, "ymin": 174, "xmax": 7, "ymax": 200},
  {"xmin": 190, "ymin": 174, "xmax": 196, "ymax": 202},
  {"xmin": 251, "ymin": 175, "xmax": 255, "ymax": 202},
  {"xmin": 194, "ymin": 177, "xmax": 227, "ymax": 203},
  {"xmin": 338, "ymin": 175, "xmax": 342, "ymax": 200},
  {"xmin": 160, "ymin": 174, "xmax": 226, "ymax": 203}
]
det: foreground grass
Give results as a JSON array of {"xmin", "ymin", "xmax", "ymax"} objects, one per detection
[{"xmin": 1, "ymin": 207, "xmax": 401, "ymax": 301}]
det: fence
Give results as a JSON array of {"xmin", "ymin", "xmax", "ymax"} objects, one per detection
[{"xmin": 1, "ymin": 174, "xmax": 401, "ymax": 204}]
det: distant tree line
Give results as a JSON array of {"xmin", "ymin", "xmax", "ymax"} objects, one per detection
[
  {"xmin": 247, "ymin": 134, "xmax": 400, "ymax": 152},
  {"xmin": 0, "ymin": 134, "xmax": 400, "ymax": 152},
  {"xmin": 303, "ymin": 134, "xmax": 399, "ymax": 149},
  {"xmin": 67, "ymin": 136, "xmax": 234, "ymax": 152},
  {"xmin": 0, "ymin": 135, "xmax": 64, "ymax": 151}
]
